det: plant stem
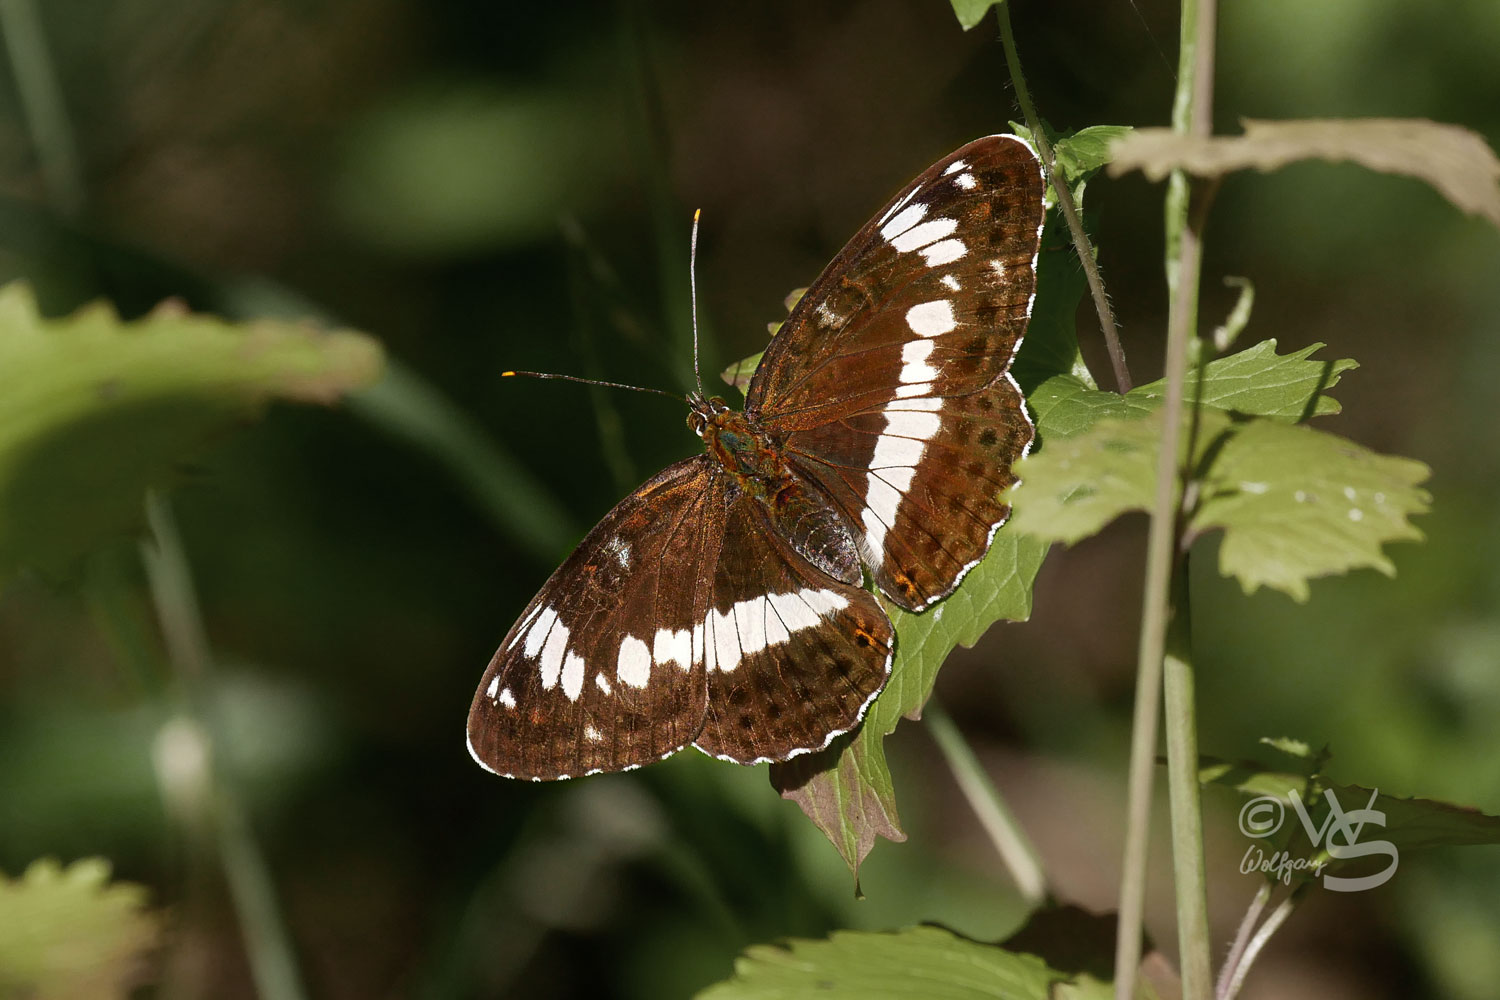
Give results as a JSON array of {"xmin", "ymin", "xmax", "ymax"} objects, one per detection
[
  {"xmin": 0, "ymin": 0, "xmax": 84, "ymax": 217},
  {"xmin": 925, "ymin": 700, "xmax": 1048, "ymax": 904},
  {"xmin": 1115, "ymin": 0, "xmax": 1218, "ymax": 994},
  {"xmin": 1163, "ymin": 557, "xmax": 1212, "ymax": 997},
  {"xmin": 143, "ymin": 492, "xmax": 309, "ymax": 1000},
  {"xmin": 1216, "ymin": 884, "xmax": 1271, "ymax": 1000},
  {"xmin": 996, "ymin": 3, "xmax": 1132, "ymax": 394},
  {"xmin": 1218, "ymin": 888, "xmax": 1303, "ymax": 1000}
]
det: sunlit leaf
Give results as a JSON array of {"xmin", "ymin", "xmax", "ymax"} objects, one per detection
[
  {"xmin": 1108, "ymin": 118, "xmax": 1500, "ymax": 226},
  {"xmin": 1006, "ymin": 413, "xmax": 1166, "ymax": 546},
  {"xmin": 1133, "ymin": 340, "xmax": 1356, "ymax": 421},
  {"xmin": 1194, "ymin": 419, "xmax": 1431, "ymax": 600},
  {"xmin": 949, "ymin": 0, "xmax": 1006, "ymax": 32},
  {"xmin": 720, "ymin": 352, "xmax": 764, "ymax": 394},
  {"xmin": 0, "ymin": 857, "xmax": 163, "ymax": 1000},
  {"xmin": 1009, "ymin": 409, "xmax": 1430, "ymax": 601},
  {"xmin": 698, "ymin": 925, "xmax": 1063, "ymax": 1000},
  {"xmin": 1052, "ymin": 126, "xmax": 1135, "ymax": 181}
]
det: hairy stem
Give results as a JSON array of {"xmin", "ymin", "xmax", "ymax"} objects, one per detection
[
  {"xmin": 996, "ymin": 3, "xmax": 1132, "ymax": 393},
  {"xmin": 1218, "ymin": 888, "xmax": 1304, "ymax": 999},
  {"xmin": 1216, "ymin": 883, "xmax": 1272, "ymax": 1000}
]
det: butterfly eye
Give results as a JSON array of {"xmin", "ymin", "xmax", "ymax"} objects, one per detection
[
  {"xmin": 709, "ymin": 396, "xmax": 729, "ymax": 413},
  {"xmin": 686, "ymin": 411, "xmax": 707, "ymax": 436}
]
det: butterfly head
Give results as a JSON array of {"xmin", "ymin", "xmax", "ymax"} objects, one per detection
[{"xmin": 686, "ymin": 393, "xmax": 731, "ymax": 439}]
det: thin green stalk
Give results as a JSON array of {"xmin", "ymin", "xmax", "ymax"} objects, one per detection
[
  {"xmin": 0, "ymin": 0, "xmax": 83, "ymax": 217},
  {"xmin": 1115, "ymin": 0, "xmax": 1218, "ymax": 995},
  {"xmin": 925, "ymin": 700, "xmax": 1048, "ymax": 904},
  {"xmin": 143, "ymin": 492, "xmax": 309, "ymax": 1000},
  {"xmin": 996, "ymin": 3, "xmax": 1131, "ymax": 394},
  {"xmin": 1163, "ymin": 558, "xmax": 1211, "ymax": 997}
]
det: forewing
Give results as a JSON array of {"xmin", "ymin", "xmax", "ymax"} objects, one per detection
[
  {"xmin": 467, "ymin": 457, "xmax": 724, "ymax": 780},
  {"xmin": 749, "ymin": 135, "xmax": 1044, "ymax": 611},
  {"xmin": 744, "ymin": 134, "xmax": 1044, "ymax": 427},
  {"xmin": 692, "ymin": 490, "xmax": 894, "ymax": 764}
]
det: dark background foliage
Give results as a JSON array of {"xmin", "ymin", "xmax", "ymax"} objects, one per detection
[{"xmin": 1, "ymin": 1, "xmax": 1497, "ymax": 997}]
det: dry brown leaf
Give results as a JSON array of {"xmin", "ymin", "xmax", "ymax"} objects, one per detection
[{"xmin": 1108, "ymin": 118, "xmax": 1500, "ymax": 226}]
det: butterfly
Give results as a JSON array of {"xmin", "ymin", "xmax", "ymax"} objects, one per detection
[{"xmin": 468, "ymin": 134, "xmax": 1045, "ymax": 780}]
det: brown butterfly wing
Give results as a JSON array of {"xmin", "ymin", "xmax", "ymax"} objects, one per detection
[
  {"xmin": 467, "ymin": 458, "xmax": 721, "ymax": 780},
  {"xmin": 745, "ymin": 134, "xmax": 1044, "ymax": 610}
]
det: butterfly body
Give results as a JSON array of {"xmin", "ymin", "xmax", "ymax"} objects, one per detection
[{"xmin": 469, "ymin": 134, "xmax": 1045, "ymax": 781}]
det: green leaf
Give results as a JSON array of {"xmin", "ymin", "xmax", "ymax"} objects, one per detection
[
  {"xmin": 1259, "ymin": 735, "xmax": 1315, "ymax": 760},
  {"xmin": 0, "ymin": 857, "xmax": 164, "ymax": 999},
  {"xmin": 771, "ymin": 533, "xmax": 1047, "ymax": 877},
  {"xmin": 1339, "ymin": 785, "xmax": 1500, "ymax": 852},
  {"xmin": 1006, "ymin": 413, "xmax": 1166, "ymax": 545},
  {"xmin": 949, "ymin": 0, "xmax": 1006, "ymax": 32},
  {"xmin": 1192, "ymin": 419, "xmax": 1431, "ymax": 600},
  {"xmin": 720, "ymin": 352, "xmax": 763, "ymax": 394},
  {"xmin": 1010, "ymin": 409, "xmax": 1431, "ymax": 601},
  {"xmin": 720, "ymin": 288, "xmax": 804, "ymax": 393},
  {"xmin": 1026, "ymin": 340, "xmax": 1356, "ymax": 443},
  {"xmin": 1026, "ymin": 373, "xmax": 1142, "ymax": 439},
  {"xmin": 1010, "ymin": 206, "xmax": 1094, "ymax": 395},
  {"xmin": 1130, "ymin": 340, "xmax": 1357, "ymax": 422},
  {"xmin": 697, "ymin": 925, "xmax": 1064, "ymax": 1000},
  {"xmin": 770, "ymin": 731, "xmax": 905, "ymax": 887},
  {"xmin": 0, "ymin": 282, "xmax": 384, "ymax": 583},
  {"xmin": 1052, "ymin": 126, "xmax": 1136, "ymax": 181},
  {"xmin": 1202, "ymin": 758, "xmax": 1500, "ymax": 894}
]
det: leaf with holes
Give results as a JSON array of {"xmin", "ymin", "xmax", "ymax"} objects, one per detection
[
  {"xmin": 1191, "ymin": 418, "xmax": 1431, "ymax": 600},
  {"xmin": 1009, "ymin": 408, "xmax": 1431, "ymax": 601}
]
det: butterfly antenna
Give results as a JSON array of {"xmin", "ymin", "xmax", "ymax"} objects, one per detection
[
  {"xmin": 501, "ymin": 370, "xmax": 685, "ymax": 401},
  {"xmin": 689, "ymin": 208, "xmax": 706, "ymax": 399}
]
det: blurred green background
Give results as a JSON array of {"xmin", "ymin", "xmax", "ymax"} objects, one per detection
[{"xmin": 1, "ymin": 1, "xmax": 1498, "ymax": 997}]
